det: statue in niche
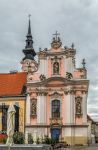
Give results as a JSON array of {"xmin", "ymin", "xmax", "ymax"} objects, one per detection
[
  {"xmin": 31, "ymin": 99, "xmax": 37, "ymax": 116},
  {"xmin": 53, "ymin": 62, "xmax": 59, "ymax": 74},
  {"xmin": 75, "ymin": 97, "xmax": 82, "ymax": 115}
]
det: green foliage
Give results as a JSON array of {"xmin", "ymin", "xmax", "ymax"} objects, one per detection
[
  {"xmin": 13, "ymin": 132, "xmax": 24, "ymax": 144},
  {"xmin": 36, "ymin": 137, "xmax": 40, "ymax": 144},
  {"xmin": 43, "ymin": 135, "xmax": 58, "ymax": 146},
  {"xmin": 3, "ymin": 137, "xmax": 7, "ymax": 143},
  {"xmin": 28, "ymin": 133, "xmax": 34, "ymax": 144}
]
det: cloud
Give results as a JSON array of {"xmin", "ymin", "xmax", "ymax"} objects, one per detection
[{"xmin": 0, "ymin": 0, "xmax": 98, "ymax": 120}]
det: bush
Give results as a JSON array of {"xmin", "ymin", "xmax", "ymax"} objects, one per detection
[
  {"xmin": 28, "ymin": 133, "xmax": 34, "ymax": 144},
  {"xmin": 13, "ymin": 132, "xmax": 24, "ymax": 144},
  {"xmin": 43, "ymin": 135, "xmax": 58, "ymax": 146},
  {"xmin": 36, "ymin": 137, "xmax": 40, "ymax": 144}
]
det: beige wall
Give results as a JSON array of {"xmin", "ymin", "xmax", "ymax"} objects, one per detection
[{"xmin": 0, "ymin": 97, "xmax": 25, "ymax": 133}]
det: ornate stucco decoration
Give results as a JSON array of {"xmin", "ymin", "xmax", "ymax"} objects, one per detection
[
  {"xmin": 64, "ymin": 87, "xmax": 76, "ymax": 95},
  {"xmin": 38, "ymin": 50, "xmax": 47, "ymax": 59},
  {"xmin": 65, "ymin": 48, "xmax": 76, "ymax": 58},
  {"xmin": 66, "ymin": 72, "xmax": 73, "ymax": 80},
  {"xmin": 51, "ymin": 31, "xmax": 62, "ymax": 49},
  {"xmin": 49, "ymin": 91, "xmax": 63, "ymax": 99},
  {"xmin": 50, "ymin": 118, "xmax": 62, "ymax": 126},
  {"xmin": 75, "ymin": 96, "xmax": 82, "ymax": 117},
  {"xmin": 39, "ymin": 74, "xmax": 46, "ymax": 81},
  {"xmin": 22, "ymin": 59, "xmax": 38, "ymax": 73},
  {"xmin": 76, "ymin": 68, "xmax": 87, "ymax": 79},
  {"xmin": 36, "ymin": 88, "xmax": 47, "ymax": 96},
  {"xmin": 30, "ymin": 98, "xmax": 37, "ymax": 117},
  {"xmin": 51, "ymin": 37, "xmax": 62, "ymax": 49}
]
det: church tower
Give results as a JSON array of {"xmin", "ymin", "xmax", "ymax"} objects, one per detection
[{"xmin": 21, "ymin": 16, "xmax": 38, "ymax": 75}]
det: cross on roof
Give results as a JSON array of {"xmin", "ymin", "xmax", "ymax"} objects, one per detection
[
  {"xmin": 82, "ymin": 59, "xmax": 86, "ymax": 68},
  {"xmin": 53, "ymin": 31, "xmax": 60, "ymax": 41}
]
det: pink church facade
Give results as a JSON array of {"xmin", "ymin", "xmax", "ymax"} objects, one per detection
[{"xmin": 21, "ymin": 19, "xmax": 89, "ymax": 145}]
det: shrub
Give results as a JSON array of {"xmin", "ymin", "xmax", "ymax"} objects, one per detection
[
  {"xmin": 36, "ymin": 137, "xmax": 40, "ymax": 144},
  {"xmin": 28, "ymin": 133, "xmax": 34, "ymax": 144},
  {"xmin": 43, "ymin": 135, "xmax": 58, "ymax": 146},
  {"xmin": 13, "ymin": 132, "xmax": 24, "ymax": 144}
]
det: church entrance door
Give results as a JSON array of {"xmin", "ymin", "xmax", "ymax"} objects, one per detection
[{"xmin": 51, "ymin": 128, "xmax": 60, "ymax": 141}]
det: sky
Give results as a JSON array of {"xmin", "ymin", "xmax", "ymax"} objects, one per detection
[{"xmin": 0, "ymin": 0, "xmax": 98, "ymax": 121}]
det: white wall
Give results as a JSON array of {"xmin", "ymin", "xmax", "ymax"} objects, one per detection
[
  {"xmin": 64, "ymin": 93, "xmax": 75, "ymax": 124},
  {"xmin": 37, "ymin": 95, "xmax": 46, "ymax": 124},
  {"xmin": 39, "ymin": 58, "xmax": 47, "ymax": 77}
]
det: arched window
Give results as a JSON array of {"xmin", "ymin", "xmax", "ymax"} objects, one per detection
[
  {"xmin": 52, "ymin": 100, "xmax": 60, "ymax": 118},
  {"xmin": 53, "ymin": 62, "xmax": 59, "ymax": 74}
]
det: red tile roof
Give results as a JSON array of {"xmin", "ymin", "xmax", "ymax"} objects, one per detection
[{"xmin": 0, "ymin": 72, "xmax": 27, "ymax": 96}]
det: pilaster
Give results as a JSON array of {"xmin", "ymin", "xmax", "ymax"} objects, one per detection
[
  {"xmin": 64, "ymin": 89, "xmax": 75, "ymax": 124},
  {"xmin": 82, "ymin": 92, "xmax": 87, "ymax": 123},
  {"xmin": 26, "ymin": 94, "xmax": 30, "ymax": 125},
  {"xmin": 37, "ymin": 92, "xmax": 47, "ymax": 124}
]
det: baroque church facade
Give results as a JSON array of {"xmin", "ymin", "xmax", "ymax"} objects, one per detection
[{"xmin": 21, "ymin": 18, "xmax": 89, "ymax": 145}]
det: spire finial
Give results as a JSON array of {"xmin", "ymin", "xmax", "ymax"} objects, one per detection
[
  {"xmin": 71, "ymin": 43, "xmax": 74, "ymax": 49},
  {"xmin": 82, "ymin": 58, "xmax": 86, "ymax": 69},
  {"xmin": 28, "ymin": 14, "xmax": 31, "ymax": 35},
  {"xmin": 28, "ymin": 14, "xmax": 31, "ymax": 19}
]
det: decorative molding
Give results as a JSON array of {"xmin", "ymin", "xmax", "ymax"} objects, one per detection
[
  {"xmin": 64, "ymin": 89, "xmax": 76, "ymax": 95},
  {"xmin": 66, "ymin": 72, "xmax": 73, "ymax": 80},
  {"xmin": 75, "ymin": 96, "xmax": 82, "ymax": 117},
  {"xmin": 51, "ymin": 37, "xmax": 62, "ymax": 49},
  {"xmin": 36, "ymin": 90, "xmax": 48, "ymax": 96},
  {"xmin": 39, "ymin": 74, "xmax": 46, "ymax": 81},
  {"xmin": 50, "ymin": 118, "xmax": 62, "ymax": 126},
  {"xmin": 49, "ymin": 91, "xmax": 63, "ymax": 99},
  {"xmin": 38, "ymin": 51, "xmax": 47, "ymax": 59},
  {"xmin": 30, "ymin": 98, "xmax": 37, "ymax": 118},
  {"xmin": 65, "ymin": 49, "xmax": 76, "ymax": 58}
]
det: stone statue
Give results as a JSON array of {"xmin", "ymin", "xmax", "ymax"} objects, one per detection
[
  {"xmin": 31, "ymin": 100, "xmax": 37, "ymax": 116},
  {"xmin": 75, "ymin": 97, "xmax": 82, "ymax": 116},
  {"xmin": 53, "ymin": 62, "xmax": 59, "ymax": 74},
  {"xmin": 66, "ymin": 72, "xmax": 73, "ymax": 79}
]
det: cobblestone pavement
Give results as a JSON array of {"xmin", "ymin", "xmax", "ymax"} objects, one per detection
[{"xmin": 56, "ymin": 144, "xmax": 98, "ymax": 150}]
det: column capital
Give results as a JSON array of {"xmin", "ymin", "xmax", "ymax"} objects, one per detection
[
  {"xmin": 64, "ymin": 89, "xmax": 76, "ymax": 95},
  {"xmin": 36, "ymin": 90, "xmax": 48, "ymax": 96}
]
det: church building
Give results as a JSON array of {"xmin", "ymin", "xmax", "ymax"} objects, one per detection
[{"xmin": 21, "ymin": 18, "xmax": 89, "ymax": 145}]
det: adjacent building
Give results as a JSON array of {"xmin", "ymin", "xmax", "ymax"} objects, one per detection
[
  {"xmin": 0, "ymin": 72, "xmax": 27, "ymax": 133},
  {"xmin": 87, "ymin": 115, "xmax": 98, "ymax": 144}
]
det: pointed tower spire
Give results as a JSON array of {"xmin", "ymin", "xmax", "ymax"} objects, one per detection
[
  {"xmin": 22, "ymin": 15, "xmax": 36, "ymax": 61},
  {"xmin": 27, "ymin": 14, "xmax": 31, "ymax": 36},
  {"xmin": 25, "ymin": 15, "xmax": 33, "ymax": 49}
]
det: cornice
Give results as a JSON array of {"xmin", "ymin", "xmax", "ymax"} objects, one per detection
[{"xmin": 27, "ymin": 78, "xmax": 89, "ymax": 88}]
